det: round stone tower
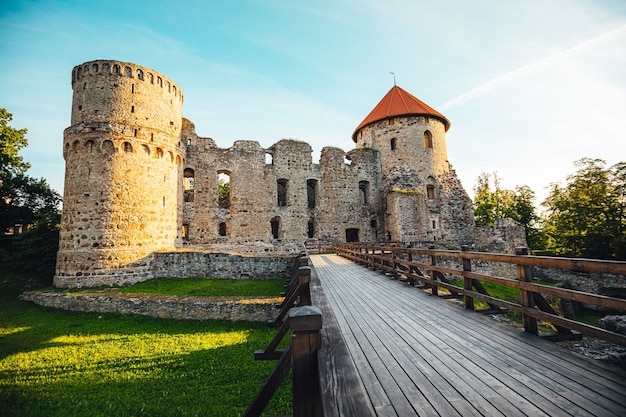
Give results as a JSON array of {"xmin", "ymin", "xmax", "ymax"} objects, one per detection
[
  {"xmin": 54, "ymin": 60, "xmax": 185, "ymax": 287},
  {"xmin": 352, "ymin": 86, "xmax": 474, "ymax": 246}
]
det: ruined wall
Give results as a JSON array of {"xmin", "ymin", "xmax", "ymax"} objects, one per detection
[
  {"xmin": 21, "ymin": 291, "xmax": 278, "ymax": 322},
  {"xmin": 474, "ymin": 218, "xmax": 527, "ymax": 254},
  {"xmin": 182, "ymin": 131, "xmax": 383, "ymax": 246},
  {"xmin": 55, "ymin": 59, "xmax": 478, "ymax": 288},
  {"xmin": 151, "ymin": 251, "xmax": 297, "ymax": 279}
]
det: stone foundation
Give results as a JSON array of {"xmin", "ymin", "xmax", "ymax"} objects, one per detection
[
  {"xmin": 20, "ymin": 290, "xmax": 279, "ymax": 322},
  {"xmin": 151, "ymin": 251, "xmax": 298, "ymax": 279}
]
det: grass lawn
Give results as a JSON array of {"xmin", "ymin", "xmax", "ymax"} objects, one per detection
[
  {"xmin": 449, "ymin": 278, "xmax": 607, "ymax": 329},
  {"xmin": 0, "ymin": 277, "xmax": 291, "ymax": 417}
]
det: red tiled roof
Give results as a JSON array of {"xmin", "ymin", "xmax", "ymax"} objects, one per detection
[{"xmin": 352, "ymin": 86, "xmax": 450, "ymax": 142}]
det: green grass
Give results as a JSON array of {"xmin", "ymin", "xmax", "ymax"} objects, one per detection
[
  {"xmin": 449, "ymin": 278, "xmax": 606, "ymax": 329},
  {"xmin": 571, "ymin": 308, "xmax": 606, "ymax": 327},
  {"xmin": 119, "ymin": 277, "xmax": 287, "ymax": 297},
  {"xmin": 0, "ymin": 277, "xmax": 291, "ymax": 417}
]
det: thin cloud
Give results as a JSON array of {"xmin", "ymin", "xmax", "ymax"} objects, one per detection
[{"xmin": 438, "ymin": 23, "xmax": 626, "ymax": 111}]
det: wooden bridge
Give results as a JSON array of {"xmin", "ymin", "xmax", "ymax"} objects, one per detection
[{"xmin": 247, "ymin": 247, "xmax": 626, "ymax": 417}]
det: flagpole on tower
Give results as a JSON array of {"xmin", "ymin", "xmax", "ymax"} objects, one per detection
[{"xmin": 389, "ymin": 72, "xmax": 396, "ymax": 86}]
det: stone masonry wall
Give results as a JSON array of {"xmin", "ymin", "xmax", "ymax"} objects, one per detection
[
  {"xmin": 55, "ymin": 60, "xmax": 185, "ymax": 287},
  {"xmin": 21, "ymin": 291, "xmax": 277, "ymax": 322},
  {"xmin": 55, "ymin": 59, "xmax": 478, "ymax": 287},
  {"xmin": 151, "ymin": 251, "xmax": 298, "ymax": 279}
]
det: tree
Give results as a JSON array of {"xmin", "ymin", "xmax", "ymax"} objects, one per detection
[
  {"xmin": 0, "ymin": 108, "xmax": 61, "ymax": 282},
  {"xmin": 473, "ymin": 173, "xmax": 512, "ymax": 226},
  {"xmin": 218, "ymin": 177, "xmax": 230, "ymax": 208},
  {"xmin": 542, "ymin": 158, "xmax": 625, "ymax": 260},
  {"xmin": 0, "ymin": 108, "xmax": 30, "ymax": 177},
  {"xmin": 473, "ymin": 172, "xmax": 544, "ymax": 249}
]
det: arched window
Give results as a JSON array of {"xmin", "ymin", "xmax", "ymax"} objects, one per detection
[
  {"xmin": 76, "ymin": 67, "xmax": 82, "ymax": 79},
  {"xmin": 148, "ymin": 73, "xmax": 154, "ymax": 84},
  {"xmin": 156, "ymin": 148, "xmax": 164, "ymax": 158},
  {"xmin": 124, "ymin": 66, "xmax": 132, "ymax": 77},
  {"xmin": 157, "ymin": 76, "xmax": 163, "ymax": 87},
  {"xmin": 142, "ymin": 144, "xmax": 150, "ymax": 155},
  {"xmin": 102, "ymin": 140, "xmax": 115, "ymax": 154},
  {"xmin": 218, "ymin": 172, "xmax": 231, "ymax": 209},
  {"xmin": 122, "ymin": 142, "xmax": 133, "ymax": 153},
  {"xmin": 113, "ymin": 64, "xmax": 121, "ymax": 75},
  {"xmin": 390, "ymin": 138, "xmax": 397, "ymax": 151},
  {"xmin": 92, "ymin": 63, "xmax": 99, "ymax": 73},
  {"xmin": 424, "ymin": 130, "xmax": 433, "ymax": 149},
  {"xmin": 427, "ymin": 185, "xmax": 435, "ymax": 199},
  {"xmin": 85, "ymin": 140, "xmax": 94, "ymax": 153},
  {"xmin": 359, "ymin": 181, "xmax": 369, "ymax": 205},
  {"xmin": 137, "ymin": 69, "xmax": 144, "ymax": 80},
  {"xmin": 183, "ymin": 168, "xmax": 195, "ymax": 202},
  {"xmin": 277, "ymin": 179, "xmax": 288, "ymax": 207}
]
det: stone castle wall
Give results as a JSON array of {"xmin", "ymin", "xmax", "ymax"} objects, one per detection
[
  {"xmin": 56, "ymin": 60, "xmax": 185, "ymax": 286},
  {"xmin": 54, "ymin": 59, "xmax": 480, "ymax": 288}
]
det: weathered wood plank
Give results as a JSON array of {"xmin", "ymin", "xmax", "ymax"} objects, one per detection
[
  {"xmin": 310, "ymin": 254, "xmax": 626, "ymax": 417},
  {"xmin": 354, "ymin": 261, "xmax": 626, "ymax": 410},
  {"xmin": 309, "ymin": 259, "xmax": 378, "ymax": 417}
]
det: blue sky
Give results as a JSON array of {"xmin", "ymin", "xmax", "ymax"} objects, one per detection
[{"xmin": 1, "ymin": 0, "xmax": 625, "ymax": 205}]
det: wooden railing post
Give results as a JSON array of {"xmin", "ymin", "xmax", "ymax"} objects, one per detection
[
  {"xmin": 290, "ymin": 306, "xmax": 323, "ymax": 417},
  {"xmin": 462, "ymin": 245, "xmax": 474, "ymax": 310},
  {"xmin": 298, "ymin": 266, "xmax": 312, "ymax": 307},
  {"xmin": 299, "ymin": 254, "xmax": 309, "ymax": 267},
  {"xmin": 429, "ymin": 246, "xmax": 438, "ymax": 297},
  {"xmin": 407, "ymin": 251, "xmax": 415, "ymax": 286},
  {"xmin": 391, "ymin": 247, "xmax": 399, "ymax": 279},
  {"xmin": 270, "ymin": 266, "xmax": 312, "ymax": 327},
  {"xmin": 516, "ymin": 247, "xmax": 538, "ymax": 335}
]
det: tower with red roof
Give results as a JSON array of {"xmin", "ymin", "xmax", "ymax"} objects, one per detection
[{"xmin": 353, "ymin": 86, "xmax": 474, "ymax": 244}]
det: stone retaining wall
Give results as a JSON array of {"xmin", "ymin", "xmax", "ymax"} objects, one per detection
[
  {"xmin": 20, "ymin": 290, "xmax": 279, "ymax": 322},
  {"xmin": 151, "ymin": 251, "xmax": 298, "ymax": 280}
]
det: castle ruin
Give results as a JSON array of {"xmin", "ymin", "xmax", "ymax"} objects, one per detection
[{"xmin": 54, "ymin": 59, "xmax": 475, "ymax": 288}]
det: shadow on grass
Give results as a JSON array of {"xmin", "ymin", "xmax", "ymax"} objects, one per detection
[{"xmin": 0, "ymin": 282, "xmax": 291, "ymax": 417}]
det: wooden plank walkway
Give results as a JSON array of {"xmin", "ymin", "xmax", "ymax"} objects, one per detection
[{"xmin": 310, "ymin": 254, "xmax": 626, "ymax": 417}]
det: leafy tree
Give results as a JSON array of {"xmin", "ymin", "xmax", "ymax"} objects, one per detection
[
  {"xmin": 542, "ymin": 158, "xmax": 625, "ymax": 260},
  {"xmin": 473, "ymin": 173, "xmax": 512, "ymax": 226},
  {"xmin": 0, "ymin": 108, "xmax": 61, "ymax": 283},
  {"xmin": 218, "ymin": 177, "xmax": 230, "ymax": 208},
  {"xmin": 473, "ymin": 172, "xmax": 544, "ymax": 249},
  {"xmin": 0, "ymin": 108, "xmax": 30, "ymax": 176},
  {"xmin": 7, "ymin": 211, "xmax": 61, "ymax": 279}
]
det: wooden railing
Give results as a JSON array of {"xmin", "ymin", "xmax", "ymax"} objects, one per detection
[
  {"xmin": 334, "ymin": 243, "xmax": 626, "ymax": 347},
  {"xmin": 245, "ymin": 253, "xmax": 324, "ymax": 417}
]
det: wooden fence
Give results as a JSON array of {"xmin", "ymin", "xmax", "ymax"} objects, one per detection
[
  {"xmin": 244, "ymin": 253, "xmax": 324, "ymax": 417},
  {"xmin": 334, "ymin": 243, "xmax": 626, "ymax": 346}
]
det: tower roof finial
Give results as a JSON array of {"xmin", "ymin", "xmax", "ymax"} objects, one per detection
[{"xmin": 389, "ymin": 71, "xmax": 397, "ymax": 86}]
